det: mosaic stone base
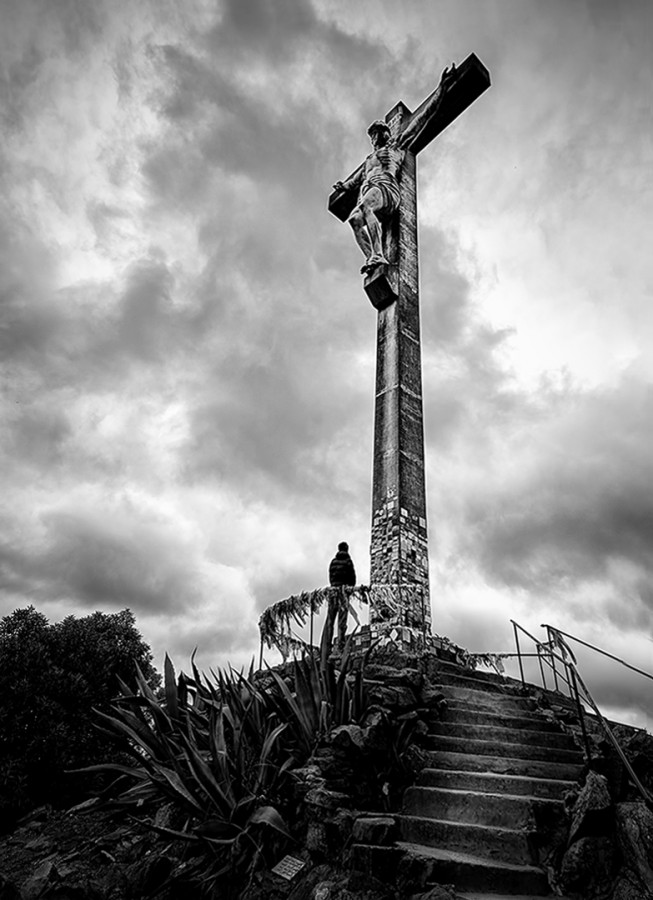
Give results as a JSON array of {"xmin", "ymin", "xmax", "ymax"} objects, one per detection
[{"xmin": 370, "ymin": 496, "xmax": 430, "ymax": 631}]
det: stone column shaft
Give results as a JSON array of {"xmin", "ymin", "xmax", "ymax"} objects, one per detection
[{"xmin": 369, "ymin": 102, "xmax": 430, "ymax": 633}]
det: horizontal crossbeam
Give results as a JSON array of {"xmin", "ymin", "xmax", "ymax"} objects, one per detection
[{"xmin": 327, "ymin": 52, "xmax": 490, "ymax": 223}]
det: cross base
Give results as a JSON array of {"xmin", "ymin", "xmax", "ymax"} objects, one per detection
[
  {"xmin": 348, "ymin": 622, "xmax": 431, "ymax": 654},
  {"xmin": 364, "ymin": 264, "xmax": 398, "ymax": 310}
]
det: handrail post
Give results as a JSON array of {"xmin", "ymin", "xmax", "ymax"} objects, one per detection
[
  {"xmin": 512, "ymin": 620, "xmax": 525, "ymax": 688},
  {"xmin": 570, "ymin": 667, "xmax": 592, "ymax": 762},
  {"xmin": 536, "ymin": 643, "xmax": 547, "ymax": 691},
  {"xmin": 546, "ymin": 625, "xmax": 560, "ymax": 693}
]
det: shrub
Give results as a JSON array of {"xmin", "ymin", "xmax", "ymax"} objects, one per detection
[{"xmin": 0, "ymin": 606, "xmax": 160, "ymax": 826}]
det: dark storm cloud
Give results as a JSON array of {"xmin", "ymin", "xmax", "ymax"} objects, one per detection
[
  {"xmin": 419, "ymin": 223, "xmax": 518, "ymax": 452},
  {"xmin": 467, "ymin": 380, "xmax": 653, "ymax": 626},
  {"xmin": 184, "ymin": 337, "xmax": 370, "ymax": 495},
  {"xmin": 1, "ymin": 239, "xmax": 201, "ymax": 401},
  {"xmin": 164, "ymin": 620, "xmax": 249, "ymax": 668},
  {"xmin": 6, "ymin": 404, "xmax": 72, "ymax": 470},
  {"xmin": 214, "ymin": 0, "xmax": 316, "ymax": 56},
  {"xmin": 0, "ymin": 506, "xmax": 203, "ymax": 615},
  {"xmin": 116, "ymin": 258, "xmax": 176, "ymax": 361},
  {"xmin": 210, "ymin": 0, "xmax": 385, "ymax": 76},
  {"xmin": 144, "ymin": 0, "xmax": 407, "ymax": 216},
  {"xmin": 0, "ymin": 220, "xmax": 62, "ymax": 360}
]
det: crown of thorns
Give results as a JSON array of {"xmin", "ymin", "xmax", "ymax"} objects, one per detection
[{"xmin": 367, "ymin": 120, "xmax": 390, "ymax": 136}]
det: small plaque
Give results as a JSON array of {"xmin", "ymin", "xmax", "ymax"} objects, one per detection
[{"xmin": 272, "ymin": 855, "xmax": 306, "ymax": 880}]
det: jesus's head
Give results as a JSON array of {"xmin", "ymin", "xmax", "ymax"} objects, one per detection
[{"xmin": 367, "ymin": 120, "xmax": 391, "ymax": 148}]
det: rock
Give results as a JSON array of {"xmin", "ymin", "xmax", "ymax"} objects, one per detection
[
  {"xmin": 611, "ymin": 870, "xmax": 653, "ymax": 900},
  {"xmin": 305, "ymin": 788, "xmax": 351, "ymax": 810},
  {"xmin": 0, "ymin": 874, "xmax": 21, "ymax": 900},
  {"xmin": 287, "ymin": 865, "xmax": 341, "ymax": 900},
  {"xmin": 126, "ymin": 853, "xmax": 175, "ymax": 899},
  {"xmin": 21, "ymin": 861, "xmax": 58, "ymax": 900},
  {"xmin": 328, "ymin": 808, "xmax": 357, "ymax": 849},
  {"xmin": 408, "ymin": 886, "xmax": 462, "ymax": 900},
  {"xmin": 365, "ymin": 683, "xmax": 417, "ymax": 712},
  {"xmin": 330, "ymin": 725, "xmax": 366, "ymax": 752},
  {"xmin": 351, "ymin": 816, "xmax": 396, "ymax": 846},
  {"xmin": 364, "ymin": 665, "xmax": 423, "ymax": 691},
  {"xmin": 619, "ymin": 729, "xmax": 653, "ymax": 794},
  {"xmin": 152, "ymin": 801, "xmax": 177, "ymax": 830},
  {"xmin": 615, "ymin": 801, "xmax": 653, "ymax": 898},
  {"xmin": 345, "ymin": 869, "xmax": 396, "ymax": 899},
  {"xmin": 419, "ymin": 686, "xmax": 447, "ymax": 711},
  {"xmin": 568, "ymin": 770, "xmax": 612, "ymax": 844},
  {"xmin": 559, "ymin": 836, "xmax": 617, "ymax": 897},
  {"xmin": 306, "ymin": 821, "xmax": 328, "ymax": 856}
]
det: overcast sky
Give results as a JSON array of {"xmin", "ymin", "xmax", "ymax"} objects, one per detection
[{"xmin": 1, "ymin": 0, "xmax": 652, "ymax": 728}]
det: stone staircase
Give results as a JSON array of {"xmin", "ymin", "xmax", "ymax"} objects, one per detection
[{"xmin": 395, "ymin": 661, "xmax": 584, "ymax": 895}]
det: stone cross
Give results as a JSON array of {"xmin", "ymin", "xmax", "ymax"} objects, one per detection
[{"xmin": 328, "ymin": 54, "xmax": 490, "ymax": 644}]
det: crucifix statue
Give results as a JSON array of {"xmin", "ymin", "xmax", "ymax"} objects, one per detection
[
  {"xmin": 328, "ymin": 53, "xmax": 490, "ymax": 646},
  {"xmin": 333, "ymin": 64, "xmax": 457, "ymax": 279}
]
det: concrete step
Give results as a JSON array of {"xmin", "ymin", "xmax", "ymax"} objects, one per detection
[
  {"xmin": 396, "ymin": 843, "xmax": 550, "ymax": 894},
  {"xmin": 426, "ymin": 734, "xmax": 583, "ymax": 764},
  {"xmin": 417, "ymin": 768, "xmax": 577, "ymax": 800},
  {"xmin": 436, "ymin": 686, "xmax": 538, "ymax": 711},
  {"xmin": 441, "ymin": 705, "xmax": 561, "ymax": 733},
  {"xmin": 460, "ymin": 894, "xmax": 570, "ymax": 900},
  {"xmin": 402, "ymin": 786, "xmax": 564, "ymax": 830},
  {"xmin": 432, "ymin": 659, "xmax": 527, "ymax": 683},
  {"xmin": 399, "ymin": 816, "xmax": 533, "ymax": 866},
  {"xmin": 423, "ymin": 749, "xmax": 585, "ymax": 782},
  {"xmin": 435, "ymin": 671, "xmax": 523, "ymax": 693},
  {"xmin": 429, "ymin": 721, "xmax": 576, "ymax": 750}
]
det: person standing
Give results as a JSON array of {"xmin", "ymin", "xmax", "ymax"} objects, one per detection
[{"xmin": 327, "ymin": 542, "xmax": 356, "ymax": 649}]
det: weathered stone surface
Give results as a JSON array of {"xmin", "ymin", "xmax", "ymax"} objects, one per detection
[
  {"xmin": 21, "ymin": 860, "xmax": 58, "ymax": 900},
  {"xmin": 330, "ymin": 725, "xmax": 366, "ymax": 752},
  {"xmin": 615, "ymin": 728, "xmax": 653, "ymax": 795},
  {"xmin": 351, "ymin": 816, "xmax": 397, "ymax": 846},
  {"xmin": 419, "ymin": 685, "xmax": 447, "ymax": 711},
  {"xmin": 292, "ymin": 764, "xmax": 326, "ymax": 800},
  {"xmin": 612, "ymin": 870, "xmax": 653, "ymax": 900},
  {"xmin": 365, "ymin": 665, "xmax": 423, "ymax": 690},
  {"xmin": 306, "ymin": 821, "xmax": 328, "ymax": 855},
  {"xmin": 0, "ymin": 874, "xmax": 21, "ymax": 900},
  {"xmin": 366, "ymin": 682, "xmax": 417, "ymax": 711},
  {"xmin": 408, "ymin": 886, "xmax": 462, "ymax": 900},
  {"xmin": 305, "ymin": 788, "xmax": 351, "ymax": 810},
  {"xmin": 568, "ymin": 770, "xmax": 612, "ymax": 844},
  {"xmin": 287, "ymin": 864, "xmax": 394, "ymax": 900},
  {"xmin": 615, "ymin": 801, "xmax": 653, "ymax": 898},
  {"xmin": 559, "ymin": 836, "xmax": 617, "ymax": 897}
]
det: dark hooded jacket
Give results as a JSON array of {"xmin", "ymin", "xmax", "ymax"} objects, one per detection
[{"xmin": 328, "ymin": 550, "xmax": 356, "ymax": 587}]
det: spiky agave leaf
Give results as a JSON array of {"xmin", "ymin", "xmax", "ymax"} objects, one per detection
[
  {"xmin": 164, "ymin": 654, "xmax": 179, "ymax": 719},
  {"xmin": 248, "ymin": 804, "xmax": 293, "ymax": 840},
  {"xmin": 265, "ymin": 668, "xmax": 314, "ymax": 755}
]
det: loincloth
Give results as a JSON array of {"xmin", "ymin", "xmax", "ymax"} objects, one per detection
[{"xmin": 360, "ymin": 174, "xmax": 401, "ymax": 216}]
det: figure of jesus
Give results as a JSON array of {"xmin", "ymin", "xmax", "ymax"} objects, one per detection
[{"xmin": 332, "ymin": 65, "xmax": 456, "ymax": 276}]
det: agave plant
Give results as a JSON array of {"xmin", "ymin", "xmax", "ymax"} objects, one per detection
[
  {"xmin": 262, "ymin": 622, "xmax": 371, "ymax": 755},
  {"xmin": 77, "ymin": 655, "xmax": 294, "ymax": 896}
]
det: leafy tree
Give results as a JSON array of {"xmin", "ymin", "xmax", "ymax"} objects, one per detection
[{"xmin": 0, "ymin": 606, "xmax": 160, "ymax": 827}]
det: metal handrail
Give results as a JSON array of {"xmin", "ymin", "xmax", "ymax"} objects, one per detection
[
  {"xmin": 511, "ymin": 620, "xmax": 574, "ymax": 695},
  {"xmin": 541, "ymin": 623, "xmax": 653, "ymax": 683},
  {"xmin": 509, "ymin": 620, "xmax": 652, "ymax": 807}
]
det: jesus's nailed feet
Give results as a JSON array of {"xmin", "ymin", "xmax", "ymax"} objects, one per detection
[{"xmin": 361, "ymin": 257, "xmax": 388, "ymax": 275}]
